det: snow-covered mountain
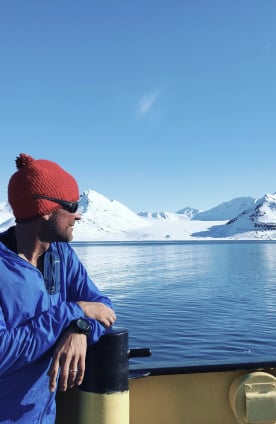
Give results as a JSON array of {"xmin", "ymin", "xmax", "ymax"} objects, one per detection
[
  {"xmin": 138, "ymin": 211, "xmax": 184, "ymax": 220},
  {"xmin": 228, "ymin": 193, "xmax": 276, "ymax": 230},
  {"xmin": 176, "ymin": 207, "xmax": 200, "ymax": 219},
  {"xmin": 0, "ymin": 202, "xmax": 16, "ymax": 232},
  {"xmin": 1, "ymin": 190, "xmax": 276, "ymax": 240},
  {"xmin": 139, "ymin": 197, "xmax": 257, "ymax": 222},
  {"xmin": 74, "ymin": 190, "xmax": 150, "ymax": 240},
  {"xmin": 0, "ymin": 202, "xmax": 13, "ymax": 220},
  {"xmin": 193, "ymin": 193, "xmax": 276, "ymax": 239},
  {"xmin": 191, "ymin": 197, "xmax": 257, "ymax": 221},
  {"xmin": 224, "ymin": 193, "xmax": 276, "ymax": 236}
]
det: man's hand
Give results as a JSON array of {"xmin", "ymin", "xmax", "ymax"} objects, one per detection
[
  {"xmin": 77, "ymin": 301, "xmax": 116, "ymax": 327},
  {"xmin": 47, "ymin": 327, "xmax": 87, "ymax": 392}
]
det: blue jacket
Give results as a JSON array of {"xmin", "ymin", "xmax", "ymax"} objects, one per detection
[{"xmin": 0, "ymin": 228, "xmax": 113, "ymax": 423}]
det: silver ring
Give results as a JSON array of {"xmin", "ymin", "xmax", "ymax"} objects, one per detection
[{"xmin": 69, "ymin": 369, "xmax": 78, "ymax": 373}]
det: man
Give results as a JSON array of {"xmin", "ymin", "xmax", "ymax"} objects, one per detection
[{"xmin": 0, "ymin": 153, "xmax": 116, "ymax": 423}]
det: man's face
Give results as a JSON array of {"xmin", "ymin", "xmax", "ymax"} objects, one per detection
[{"xmin": 40, "ymin": 207, "xmax": 81, "ymax": 243}]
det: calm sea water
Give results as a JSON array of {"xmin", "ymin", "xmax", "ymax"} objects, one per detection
[{"xmin": 72, "ymin": 241, "xmax": 276, "ymax": 366}]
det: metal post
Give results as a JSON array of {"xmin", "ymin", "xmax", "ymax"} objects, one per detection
[{"xmin": 78, "ymin": 328, "xmax": 129, "ymax": 424}]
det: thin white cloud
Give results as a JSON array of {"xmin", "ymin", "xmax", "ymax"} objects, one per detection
[{"xmin": 138, "ymin": 89, "xmax": 161, "ymax": 116}]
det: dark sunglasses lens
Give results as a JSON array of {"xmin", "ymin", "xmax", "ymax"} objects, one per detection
[
  {"xmin": 67, "ymin": 202, "xmax": 79, "ymax": 213},
  {"xmin": 71, "ymin": 202, "xmax": 79, "ymax": 213}
]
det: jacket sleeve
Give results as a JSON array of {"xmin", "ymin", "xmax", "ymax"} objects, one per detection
[
  {"xmin": 0, "ymin": 300, "xmax": 85, "ymax": 376},
  {"xmin": 57, "ymin": 243, "xmax": 115, "ymax": 344},
  {"xmin": 0, "ymin": 243, "xmax": 114, "ymax": 376}
]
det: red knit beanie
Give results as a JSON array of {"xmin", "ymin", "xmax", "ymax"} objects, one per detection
[{"xmin": 8, "ymin": 153, "xmax": 79, "ymax": 221}]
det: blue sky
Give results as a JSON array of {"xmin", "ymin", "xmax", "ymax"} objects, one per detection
[{"xmin": 0, "ymin": 1, "xmax": 276, "ymax": 212}]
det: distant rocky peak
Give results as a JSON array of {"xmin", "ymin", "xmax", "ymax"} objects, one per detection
[
  {"xmin": 227, "ymin": 193, "xmax": 276, "ymax": 230},
  {"xmin": 176, "ymin": 207, "xmax": 200, "ymax": 219}
]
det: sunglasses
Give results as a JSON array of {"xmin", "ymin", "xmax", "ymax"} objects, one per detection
[{"xmin": 33, "ymin": 195, "xmax": 79, "ymax": 213}]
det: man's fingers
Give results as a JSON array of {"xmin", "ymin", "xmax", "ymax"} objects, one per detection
[
  {"xmin": 75, "ymin": 357, "xmax": 86, "ymax": 386},
  {"xmin": 67, "ymin": 367, "xmax": 78, "ymax": 388},
  {"xmin": 47, "ymin": 363, "xmax": 60, "ymax": 393},
  {"xmin": 58, "ymin": 359, "xmax": 72, "ymax": 391}
]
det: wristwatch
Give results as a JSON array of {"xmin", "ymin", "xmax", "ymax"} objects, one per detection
[{"xmin": 71, "ymin": 318, "xmax": 92, "ymax": 336}]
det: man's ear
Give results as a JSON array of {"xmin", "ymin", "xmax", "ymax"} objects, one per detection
[{"xmin": 41, "ymin": 213, "xmax": 52, "ymax": 221}]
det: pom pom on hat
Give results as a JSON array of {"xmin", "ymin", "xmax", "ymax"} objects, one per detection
[{"xmin": 8, "ymin": 153, "xmax": 79, "ymax": 221}]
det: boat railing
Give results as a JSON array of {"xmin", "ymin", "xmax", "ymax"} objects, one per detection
[{"xmin": 56, "ymin": 328, "xmax": 276, "ymax": 424}]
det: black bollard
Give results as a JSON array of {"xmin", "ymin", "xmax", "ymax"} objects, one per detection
[{"xmin": 78, "ymin": 328, "xmax": 129, "ymax": 424}]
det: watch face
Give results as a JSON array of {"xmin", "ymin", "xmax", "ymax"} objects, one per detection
[
  {"xmin": 77, "ymin": 318, "xmax": 90, "ymax": 330},
  {"xmin": 76, "ymin": 318, "xmax": 91, "ymax": 334}
]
